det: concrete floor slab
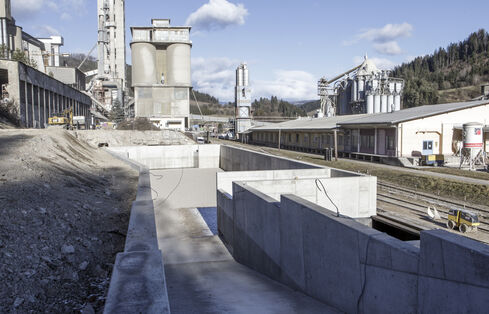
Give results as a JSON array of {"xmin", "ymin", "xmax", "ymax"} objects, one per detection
[
  {"xmin": 165, "ymin": 260, "xmax": 340, "ymax": 314},
  {"xmin": 152, "ymin": 168, "xmax": 341, "ymax": 313}
]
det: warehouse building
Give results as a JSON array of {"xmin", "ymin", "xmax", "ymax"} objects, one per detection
[
  {"xmin": 250, "ymin": 99, "xmax": 489, "ymax": 164},
  {"xmin": 0, "ymin": 60, "xmax": 91, "ymax": 128}
]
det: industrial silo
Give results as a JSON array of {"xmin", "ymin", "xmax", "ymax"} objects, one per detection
[
  {"xmin": 131, "ymin": 42, "xmax": 157, "ymax": 85},
  {"xmin": 374, "ymin": 94, "xmax": 381, "ymax": 113},
  {"xmin": 381, "ymin": 94, "xmax": 388, "ymax": 113},
  {"xmin": 366, "ymin": 93, "xmax": 374, "ymax": 114},
  {"xmin": 166, "ymin": 43, "xmax": 191, "ymax": 86}
]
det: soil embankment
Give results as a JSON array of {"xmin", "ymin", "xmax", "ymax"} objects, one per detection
[{"xmin": 0, "ymin": 128, "xmax": 138, "ymax": 313}]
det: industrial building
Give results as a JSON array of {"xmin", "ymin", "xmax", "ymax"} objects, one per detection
[
  {"xmin": 94, "ymin": 0, "xmax": 127, "ymax": 111},
  {"xmin": 318, "ymin": 56, "xmax": 404, "ymax": 117},
  {"xmin": 250, "ymin": 98, "xmax": 489, "ymax": 165},
  {"xmin": 235, "ymin": 63, "xmax": 252, "ymax": 136},
  {"xmin": 0, "ymin": 0, "xmax": 92, "ymax": 128},
  {"xmin": 0, "ymin": 60, "xmax": 91, "ymax": 128},
  {"xmin": 130, "ymin": 19, "xmax": 192, "ymax": 131}
]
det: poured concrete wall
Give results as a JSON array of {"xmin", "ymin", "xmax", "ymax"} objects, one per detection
[
  {"xmin": 244, "ymin": 176, "xmax": 376, "ymax": 218},
  {"xmin": 217, "ymin": 168, "xmax": 332, "ymax": 195},
  {"xmin": 219, "ymin": 185, "xmax": 489, "ymax": 313},
  {"xmin": 220, "ymin": 145, "xmax": 321, "ymax": 171},
  {"xmin": 104, "ymin": 151, "xmax": 170, "ymax": 314},
  {"xmin": 109, "ymin": 144, "xmax": 220, "ymax": 169}
]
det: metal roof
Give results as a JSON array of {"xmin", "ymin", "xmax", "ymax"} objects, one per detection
[
  {"xmin": 251, "ymin": 114, "xmax": 366, "ymax": 131},
  {"xmin": 338, "ymin": 100, "xmax": 489, "ymax": 126}
]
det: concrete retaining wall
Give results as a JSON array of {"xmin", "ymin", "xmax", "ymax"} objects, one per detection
[
  {"xmin": 220, "ymin": 145, "xmax": 321, "ymax": 171},
  {"xmin": 108, "ymin": 144, "xmax": 220, "ymax": 169},
  {"xmin": 104, "ymin": 151, "xmax": 170, "ymax": 313},
  {"xmin": 245, "ymin": 176, "xmax": 376, "ymax": 218},
  {"xmin": 220, "ymin": 183, "xmax": 489, "ymax": 313},
  {"xmin": 216, "ymin": 168, "xmax": 332, "ymax": 195}
]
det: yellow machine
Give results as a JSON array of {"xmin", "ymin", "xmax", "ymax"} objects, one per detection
[
  {"xmin": 446, "ymin": 209, "xmax": 479, "ymax": 233},
  {"xmin": 48, "ymin": 107, "xmax": 73, "ymax": 129}
]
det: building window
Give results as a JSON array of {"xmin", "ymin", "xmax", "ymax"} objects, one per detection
[
  {"xmin": 386, "ymin": 136, "xmax": 395, "ymax": 150},
  {"xmin": 296, "ymin": 134, "xmax": 299, "ymax": 143},
  {"xmin": 352, "ymin": 135, "xmax": 358, "ymax": 148},
  {"xmin": 361, "ymin": 135, "xmax": 375, "ymax": 149},
  {"xmin": 288, "ymin": 133, "xmax": 291, "ymax": 142},
  {"xmin": 338, "ymin": 135, "xmax": 343, "ymax": 145}
]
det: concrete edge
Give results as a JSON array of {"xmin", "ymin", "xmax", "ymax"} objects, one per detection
[{"xmin": 103, "ymin": 151, "xmax": 171, "ymax": 314}]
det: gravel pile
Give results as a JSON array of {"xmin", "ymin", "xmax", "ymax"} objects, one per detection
[{"xmin": 0, "ymin": 128, "xmax": 138, "ymax": 313}]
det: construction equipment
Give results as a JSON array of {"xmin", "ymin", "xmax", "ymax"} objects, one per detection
[
  {"xmin": 48, "ymin": 107, "xmax": 73, "ymax": 129},
  {"xmin": 419, "ymin": 154, "xmax": 444, "ymax": 166},
  {"xmin": 446, "ymin": 209, "xmax": 479, "ymax": 233}
]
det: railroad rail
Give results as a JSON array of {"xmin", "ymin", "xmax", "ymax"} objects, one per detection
[
  {"xmin": 377, "ymin": 181, "xmax": 489, "ymax": 218},
  {"xmin": 377, "ymin": 188, "xmax": 489, "ymax": 234}
]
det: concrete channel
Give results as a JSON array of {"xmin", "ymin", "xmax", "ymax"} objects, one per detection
[{"xmin": 104, "ymin": 144, "xmax": 489, "ymax": 313}]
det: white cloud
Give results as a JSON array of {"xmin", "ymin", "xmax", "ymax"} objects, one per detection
[
  {"xmin": 192, "ymin": 57, "xmax": 238, "ymax": 101},
  {"xmin": 192, "ymin": 57, "xmax": 317, "ymax": 102},
  {"xmin": 373, "ymin": 41, "xmax": 402, "ymax": 55},
  {"xmin": 60, "ymin": 12, "xmax": 71, "ymax": 20},
  {"xmin": 12, "ymin": 0, "xmax": 45, "ymax": 18},
  {"xmin": 253, "ymin": 70, "xmax": 317, "ymax": 101},
  {"xmin": 37, "ymin": 25, "xmax": 60, "ymax": 37},
  {"xmin": 353, "ymin": 56, "xmax": 397, "ymax": 70},
  {"xmin": 358, "ymin": 23, "xmax": 413, "ymax": 43},
  {"xmin": 12, "ymin": 0, "xmax": 86, "ymax": 20},
  {"xmin": 186, "ymin": 0, "xmax": 248, "ymax": 31}
]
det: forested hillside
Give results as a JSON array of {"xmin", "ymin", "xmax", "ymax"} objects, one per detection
[
  {"xmin": 393, "ymin": 29, "xmax": 489, "ymax": 107},
  {"xmin": 252, "ymin": 96, "xmax": 306, "ymax": 117}
]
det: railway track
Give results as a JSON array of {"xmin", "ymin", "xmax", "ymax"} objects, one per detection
[
  {"xmin": 377, "ymin": 181, "xmax": 489, "ymax": 218},
  {"xmin": 377, "ymin": 186, "xmax": 489, "ymax": 234}
]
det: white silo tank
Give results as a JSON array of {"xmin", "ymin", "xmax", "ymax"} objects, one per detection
[
  {"xmin": 243, "ymin": 64, "xmax": 249, "ymax": 86},
  {"xmin": 381, "ymin": 95, "xmax": 388, "ymax": 113},
  {"xmin": 387, "ymin": 95, "xmax": 394, "ymax": 112},
  {"xmin": 394, "ymin": 95, "xmax": 401, "ymax": 111},
  {"xmin": 374, "ymin": 94, "xmax": 381, "ymax": 113},
  {"xmin": 372, "ymin": 79, "xmax": 378, "ymax": 91},
  {"xmin": 366, "ymin": 94, "xmax": 374, "ymax": 114},
  {"xmin": 395, "ymin": 82, "xmax": 403, "ymax": 93},
  {"xmin": 237, "ymin": 67, "xmax": 243, "ymax": 86},
  {"xmin": 166, "ymin": 43, "xmax": 191, "ymax": 86},
  {"xmin": 358, "ymin": 79, "xmax": 365, "ymax": 99},
  {"xmin": 389, "ymin": 82, "xmax": 395, "ymax": 93},
  {"xmin": 131, "ymin": 42, "xmax": 158, "ymax": 85},
  {"xmin": 351, "ymin": 80, "xmax": 358, "ymax": 102},
  {"xmin": 463, "ymin": 122, "xmax": 484, "ymax": 159}
]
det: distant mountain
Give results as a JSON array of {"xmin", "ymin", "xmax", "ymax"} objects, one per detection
[{"xmin": 392, "ymin": 29, "xmax": 489, "ymax": 107}]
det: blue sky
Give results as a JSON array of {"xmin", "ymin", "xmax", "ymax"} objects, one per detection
[{"xmin": 12, "ymin": 0, "xmax": 489, "ymax": 102}]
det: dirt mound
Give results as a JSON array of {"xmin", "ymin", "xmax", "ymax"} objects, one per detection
[
  {"xmin": 0, "ymin": 128, "xmax": 138, "ymax": 313},
  {"xmin": 72, "ymin": 129, "xmax": 195, "ymax": 148}
]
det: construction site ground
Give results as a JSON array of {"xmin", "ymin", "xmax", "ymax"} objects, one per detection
[{"xmin": 0, "ymin": 128, "xmax": 142, "ymax": 313}]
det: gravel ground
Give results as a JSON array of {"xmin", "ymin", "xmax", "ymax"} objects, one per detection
[{"xmin": 0, "ymin": 128, "xmax": 138, "ymax": 313}]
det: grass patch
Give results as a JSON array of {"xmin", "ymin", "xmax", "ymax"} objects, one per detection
[{"xmin": 252, "ymin": 146, "xmax": 489, "ymax": 206}]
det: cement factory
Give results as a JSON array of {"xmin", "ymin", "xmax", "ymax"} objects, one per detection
[{"xmin": 1, "ymin": 0, "xmax": 489, "ymax": 313}]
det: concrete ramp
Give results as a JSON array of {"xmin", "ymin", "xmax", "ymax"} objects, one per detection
[{"xmin": 151, "ymin": 168, "xmax": 340, "ymax": 313}]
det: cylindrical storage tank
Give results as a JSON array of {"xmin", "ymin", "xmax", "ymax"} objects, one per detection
[
  {"xmin": 381, "ymin": 94, "xmax": 388, "ymax": 113},
  {"xmin": 166, "ymin": 43, "xmax": 191, "ymax": 86},
  {"xmin": 394, "ymin": 95, "xmax": 401, "ymax": 111},
  {"xmin": 372, "ymin": 79, "xmax": 378, "ymax": 91},
  {"xmin": 366, "ymin": 94, "xmax": 374, "ymax": 114},
  {"xmin": 243, "ymin": 64, "xmax": 249, "ymax": 86},
  {"xmin": 131, "ymin": 42, "xmax": 158, "ymax": 85},
  {"xmin": 374, "ymin": 94, "xmax": 381, "ymax": 113},
  {"xmin": 395, "ymin": 82, "xmax": 403, "ymax": 93},
  {"xmin": 358, "ymin": 79, "xmax": 365, "ymax": 99},
  {"xmin": 351, "ymin": 80, "xmax": 357, "ymax": 102},
  {"xmin": 387, "ymin": 95, "xmax": 394, "ymax": 112},
  {"xmin": 463, "ymin": 122, "xmax": 484, "ymax": 159},
  {"xmin": 389, "ymin": 82, "xmax": 395, "ymax": 93},
  {"xmin": 237, "ymin": 67, "xmax": 243, "ymax": 86}
]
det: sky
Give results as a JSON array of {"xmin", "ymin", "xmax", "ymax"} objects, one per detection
[{"xmin": 11, "ymin": 0, "xmax": 489, "ymax": 102}]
